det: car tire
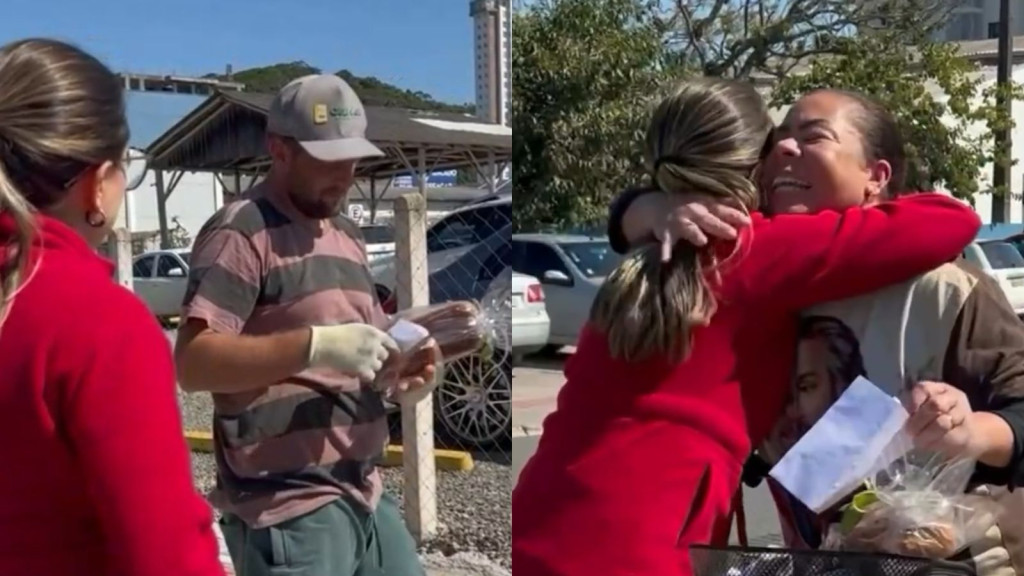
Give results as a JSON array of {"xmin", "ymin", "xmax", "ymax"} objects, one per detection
[{"xmin": 434, "ymin": 347, "xmax": 512, "ymax": 452}]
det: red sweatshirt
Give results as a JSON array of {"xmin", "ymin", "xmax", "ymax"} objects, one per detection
[
  {"xmin": 0, "ymin": 214, "xmax": 224, "ymax": 576},
  {"xmin": 511, "ymin": 194, "xmax": 980, "ymax": 576}
]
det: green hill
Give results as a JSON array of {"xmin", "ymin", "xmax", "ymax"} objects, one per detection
[{"xmin": 207, "ymin": 61, "xmax": 474, "ymax": 114}]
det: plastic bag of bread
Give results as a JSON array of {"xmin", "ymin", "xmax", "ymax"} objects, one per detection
[
  {"xmin": 831, "ymin": 449, "xmax": 1001, "ymax": 559},
  {"xmin": 373, "ymin": 289, "xmax": 511, "ymax": 395}
]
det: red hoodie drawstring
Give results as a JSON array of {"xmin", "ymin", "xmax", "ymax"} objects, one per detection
[
  {"xmin": 734, "ymin": 489, "xmax": 748, "ymax": 547},
  {"xmin": 709, "ymin": 488, "xmax": 747, "ymax": 547}
]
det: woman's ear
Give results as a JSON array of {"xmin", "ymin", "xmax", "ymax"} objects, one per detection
[
  {"xmin": 864, "ymin": 159, "xmax": 892, "ymax": 203},
  {"xmin": 90, "ymin": 160, "xmax": 120, "ymax": 209}
]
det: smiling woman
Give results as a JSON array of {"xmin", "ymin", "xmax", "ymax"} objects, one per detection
[{"xmin": 761, "ymin": 89, "xmax": 905, "ymax": 215}]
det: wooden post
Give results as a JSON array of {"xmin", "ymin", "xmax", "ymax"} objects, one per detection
[
  {"xmin": 155, "ymin": 171, "xmax": 170, "ymax": 249},
  {"xmin": 393, "ymin": 192, "xmax": 438, "ymax": 543},
  {"xmin": 110, "ymin": 228, "xmax": 133, "ymax": 291}
]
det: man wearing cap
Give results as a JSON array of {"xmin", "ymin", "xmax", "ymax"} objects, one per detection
[{"xmin": 175, "ymin": 75, "xmax": 431, "ymax": 576}]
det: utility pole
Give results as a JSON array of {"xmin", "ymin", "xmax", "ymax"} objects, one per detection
[{"xmin": 993, "ymin": 0, "xmax": 1013, "ymax": 223}]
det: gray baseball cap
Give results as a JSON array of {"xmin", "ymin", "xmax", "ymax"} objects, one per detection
[{"xmin": 266, "ymin": 74, "xmax": 384, "ymax": 162}]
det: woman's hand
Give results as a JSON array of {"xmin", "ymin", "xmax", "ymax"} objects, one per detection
[
  {"xmin": 621, "ymin": 191, "xmax": 751, "ymax": 262},
  {"xmin": 905, "ymin": 381, "xmax": 975, "ymax": 459},
  {"xmin": 905, "ymin": 381, "xmax": 1014, "ymax": 467}
]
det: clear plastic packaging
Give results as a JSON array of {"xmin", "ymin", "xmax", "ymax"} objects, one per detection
[
  {"xmin": 375, "ymin": 292, "xmax": 511, "ymax": 390},
  {"xmin": 826, "ymin": 437, "xmax": 1001, "ymax": 560}
]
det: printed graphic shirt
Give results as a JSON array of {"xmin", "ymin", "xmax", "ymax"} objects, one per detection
[{"xmin": 760, "ymin": 261, "xmax": 1024, "ymax": 576}]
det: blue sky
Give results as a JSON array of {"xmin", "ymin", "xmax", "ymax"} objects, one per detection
[{"xmin": 0, "ymin": 0, "xmax": 476, "ymax": 105}]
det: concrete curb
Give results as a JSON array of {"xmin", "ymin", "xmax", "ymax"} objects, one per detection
[{"xmin": 184, "ymin": 430, "xmax": 476, "ymax": 472}]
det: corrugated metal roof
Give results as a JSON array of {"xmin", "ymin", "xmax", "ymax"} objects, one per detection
[
  {"xmin": 125, "ymin": 92, "xmax": 207, "ymax": 149},
  {"xmin": 145, "ymin": 90, "xmax": 512, "ymax": 177}
]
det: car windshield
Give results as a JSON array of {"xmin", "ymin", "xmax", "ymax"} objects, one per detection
[
  {"xmin": 559, "ymin": 241, "xmax": 621, "ymax": 278},
  {"xmin": 179, "ymin": 252, "xmax": 190, "ymax": 266},
  {"xmin": 981, "ymin": 242, "xmax": 1024, "ymax": 270},
  {"xmin": 361, "ymin": 226, "xmax": 394, "ymax": 244}
]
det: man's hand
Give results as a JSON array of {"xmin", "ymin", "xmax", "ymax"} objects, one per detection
[
  {"xmin": 308, "ymin": 324, "xmax": 400, "ymax": 382},
  {"xmin": 621, "ymin": 191, "xmax": 751, "ymax": 262},
  {"xmin": 905, "ymin": 381, "xmax": 977, "ymax": 460},
  {"xmin": 386, "ymin": 339, "xmax": 442, "ymax": 403}
]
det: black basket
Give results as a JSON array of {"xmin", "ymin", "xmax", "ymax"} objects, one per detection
[{"xmin": 690, "ymin": 546, "xmax": 976, "ymax": 576}]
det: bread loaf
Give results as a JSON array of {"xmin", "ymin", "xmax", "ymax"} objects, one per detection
[
  {"xmin": 844, "ymin": 501, "xmax": 958, "ymax": 559},
  {"xmin": 898, "ymin": 524, "xmax": 958, "ymax": 559},
  {"xmin": 396, "ymin": 301, "xmax": 487, "ymax": 361}
]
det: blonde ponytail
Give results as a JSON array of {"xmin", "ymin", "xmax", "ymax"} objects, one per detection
[
  {"xmin": 0, "ymin": 161, "xmax": 36, "ymax": 326},
  {"xmin": 590, "ymin": 78, "xmax": 771, "ymax": 362}
]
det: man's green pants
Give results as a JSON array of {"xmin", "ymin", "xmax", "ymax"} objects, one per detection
[{"xmin": 220, "ymin": 494, "xmax": 426, "ymax": 576}]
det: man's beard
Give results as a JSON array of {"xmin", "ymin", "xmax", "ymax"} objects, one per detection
[{"xmin": 288, "ymin": 185, "xmax": 346, "ymax": 219}]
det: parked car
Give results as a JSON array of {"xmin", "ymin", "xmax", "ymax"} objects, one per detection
[
  {"xmin": 511, "ymin": 272, "xmax": 550, "ymax": 359},
  {"xmin": 133, "ymin": 248, "xmax": 190, "ymax": 318},
  {"xmin": 360, "ymin": 224, "xmax": 396, "ymax": 263},
  {"xmin": 510, "ymin": 234, "xmax": 622, "ymax": 348},
  {"xmin": 963, "ymin": 240, "xmax": 1024, "ymax": 315},
  {"xmin": 370, "ymin": 194, "xmax": 512, "ymax": 310},
  {"xmin": 419, "ymin": 222, "xmax": 513, "ymax": 449}
]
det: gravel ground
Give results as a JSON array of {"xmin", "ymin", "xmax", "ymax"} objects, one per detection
[{"xmin": 178, "ymin": 385, "xmax": 512, "ymax": 571}]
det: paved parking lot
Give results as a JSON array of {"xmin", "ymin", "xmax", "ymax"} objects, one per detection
[{"xmin": 512, "ymin": 352, "xmax": 784, "ymax": 547}]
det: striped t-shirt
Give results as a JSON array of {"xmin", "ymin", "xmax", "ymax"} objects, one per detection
[{"xmin": 182, "ymin": 182, "xmax": 388, "ymax": 529}]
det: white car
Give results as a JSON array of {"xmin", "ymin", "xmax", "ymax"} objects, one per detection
[
  {"xmin": 512, "ymin": 272, "xmax": 550, "ymax": 360},
  {"xmin": 963, "ymin": 240, "xmax": 1024, "ymax": 315},
  {"xmin": 370, "ymin": 194, "xmax": 512, "ymax": 307},
  {"xmin": 360, "ymin": 224, "xmax": 396, "ymax": 263},
  {"xmin": 511, "ymin": 234, "xmax": 622, "ymax": 348},
  {"xmin": 133, "ymin": 248, "xmax": 190, "ymax": 318}
]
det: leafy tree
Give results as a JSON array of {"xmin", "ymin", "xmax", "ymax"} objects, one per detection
[
  {"xmin": 512, "ymin": 0, "xmax": 679, "ymax": 230},
  {"xmin": 667, "ymin": 0, "xmax": 953, "ymax": 78},
  {"xmin": 770, "ymin": 32, "xmax": 1022, "ymax": 200},
  {"xmin": 209, "ymin": 62, "xmax": 473, "ymax": 114},
  {"xmin": 514, "ymin": 0, "xmax": 1019, "ymax": 224}
]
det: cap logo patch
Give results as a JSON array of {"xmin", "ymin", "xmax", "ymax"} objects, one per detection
[
  {"xmin": 313, "ymin": 104, "xmax": 328, "ymax": 124},
  {"xmin": 330, "ymin": 106, "xmax": 362, "ymax": 118}
]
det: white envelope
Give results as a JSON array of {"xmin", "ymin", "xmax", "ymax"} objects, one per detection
[
  {"xmin": 388, "ymin": 319, "xmax": 430, "ymax": 353},
  {"xmin": 769, "ymin": 376, "xmax": 911, "ymax": 513}
]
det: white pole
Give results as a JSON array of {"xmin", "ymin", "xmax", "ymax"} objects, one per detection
[
  {"xmin": 124, "ymin": 186, "xmax": 136, "ymax": 234},
  {"xmin": 213, "ymin": 173, "xmax": 224, "ymax": 211}
]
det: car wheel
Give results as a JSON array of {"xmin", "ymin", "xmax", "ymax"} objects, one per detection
[{"xmin": 434, "ymin": 348, "xmax": 511, "ymax": 451}]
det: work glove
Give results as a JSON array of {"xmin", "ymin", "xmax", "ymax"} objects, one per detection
[{"xmin": 308, "ymin": 324, "xmax": 399, "ymax": 382}]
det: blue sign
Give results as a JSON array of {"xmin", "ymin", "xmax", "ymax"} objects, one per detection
[{"xmin": 394, "ymin": 170, "xmax": 458, "ymax": 188}]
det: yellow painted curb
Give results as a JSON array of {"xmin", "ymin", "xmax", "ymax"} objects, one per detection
[
  {"xmin": 382, "ymin": 445, "xmax": 475, "ymax": 472},
  {"xmin": 183, "ymin": 430, "xmax": 475, "ymax": 472},
  {"xmin": 185, "ymin": 430, "xmax": 215, "ymax": 453}
]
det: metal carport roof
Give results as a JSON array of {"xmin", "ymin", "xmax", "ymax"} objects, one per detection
[{"xmin": 145, "ymin": 90, "xmax": 511, "ymax": 178}]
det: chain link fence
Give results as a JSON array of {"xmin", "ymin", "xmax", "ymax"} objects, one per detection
[{"xmin": 381, "ymin": 192, "xmax": 512, "ymax": 568}]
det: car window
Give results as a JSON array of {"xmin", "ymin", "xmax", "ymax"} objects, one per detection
[
  {"xmin": 360, "ymin": 225, "xmax": 395, "ymax": 244},
  {"xmin": 426, "ymin": 204, "xmax": 511, "ymax": 253},
  {"xmin": 980, "ymin": 242, "xmax": 1024, "ymax": 270},
  {"xmin": 559, "ymin": 241, "xmax": 621, "ymax": 278},
  {"xmin": 478, "ymin": 243, "xmax": 512, "ymax": 282},
  {"xmin": 133, "ymin": 255, "xmax": 155, "ymax": 278},
  {"xmin": 155, "ymin": 255, "xmax": 184, "ymax": 278},
  {"xmin": 513, "ymin": 242, "xmax": 569, "ymax": 279},
  {"xmin": 179, "ymin": 252, "xmax": 191, "ymax": 266}
]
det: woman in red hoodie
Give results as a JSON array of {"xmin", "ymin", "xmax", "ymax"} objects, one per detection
[
  {"xmin": 0, "ymin": 39, "xmax": 224, "ymax": 576},
  {"xmin": 511, "ymin": 78, "xmax": 980, "ymax": 575}
]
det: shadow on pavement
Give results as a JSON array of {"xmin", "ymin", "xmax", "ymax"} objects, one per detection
[{"xmin": 514, "ymin": 348, "xmax": 570, "ymax": 371}]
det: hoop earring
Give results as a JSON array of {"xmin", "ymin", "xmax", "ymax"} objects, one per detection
[{"xmin": 86, "ymin": 210, "xmax": 107, "ymax": 228}]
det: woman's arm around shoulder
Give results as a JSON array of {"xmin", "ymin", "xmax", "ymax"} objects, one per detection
[
  {"xmin": 62, "ymin": 292, "xmax": 225, "ymax": 576},
  {"xmin": 726, "ymin": 193, "xmax": 980, "ymax": 311}
]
